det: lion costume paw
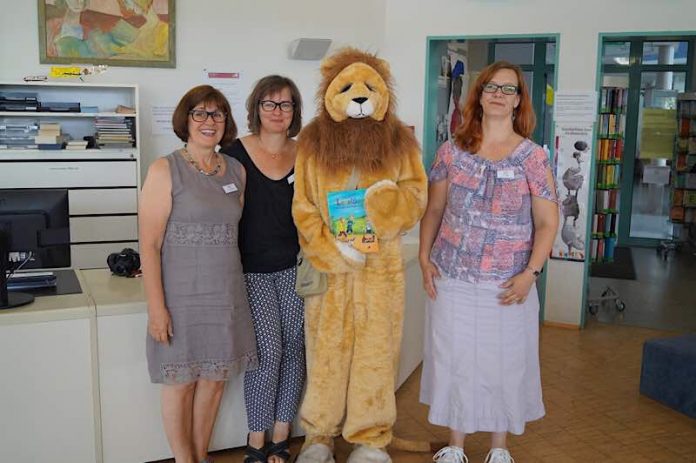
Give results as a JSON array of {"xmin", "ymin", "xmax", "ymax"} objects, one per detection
[
  {"xmin": 295, "ymin": 443, "xmax": 335, "ymax": 463},
  {"xmin": 335, "ymin": 240, "xmax": 366, "ymax": 265},
  {"xmin": 346, "ymin": 445, "xmax": 392, "ymax": 463}
]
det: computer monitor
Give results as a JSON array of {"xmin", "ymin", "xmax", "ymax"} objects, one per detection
[{"xmin": 0, "ymin": 188, "xmax": 70, "ymax": 270}]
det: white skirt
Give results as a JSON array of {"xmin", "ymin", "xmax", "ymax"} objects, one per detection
[{"xmin": 420, "ymin": 277, "xmax": 545, "ymax": 435}]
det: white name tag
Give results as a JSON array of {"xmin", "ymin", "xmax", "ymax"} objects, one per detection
[
  {"xmin": 496, "ymin": 169, "xmax": 515, "ymax": 179},
  {"xmin": 287, "ymin": 173, "xmax": 295, "ymax": 184},
  {"xmin": 222, "ymin": 183, "xmax": 238, "ymax": 193}
]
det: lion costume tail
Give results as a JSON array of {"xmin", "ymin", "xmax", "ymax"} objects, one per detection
[{"xmin": 388, "ymin": 435, "xmax": 434, "ymax": 453}]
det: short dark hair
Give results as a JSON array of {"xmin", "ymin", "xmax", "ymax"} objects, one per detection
[
  {"xmin": 246, "ymin": 75, "xmax": 303, "ymax": 137},
  {"xmin": 172, "ymin": 85, "xmax": 237, "ymax": 146}
]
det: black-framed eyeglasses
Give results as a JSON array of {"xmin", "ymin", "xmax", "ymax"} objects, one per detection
[
  {"xmin": 482, "ymin": 83, "xmax": 519, "ymax": 95},
  {"xmin": 259, "ymin": 100, "xmax": 294, "ymax": 113},
  {"xmin": 189, "ymin": 109, "xmax": 226, "ymax": 123}
]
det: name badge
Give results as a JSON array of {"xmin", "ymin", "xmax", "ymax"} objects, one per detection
[
  {"xmin": 496, "ymin": 169, "xmax": 515, "ymax": 179},
  {"xmin": 222, "ymin": 183, "xmax": 238, "ymax": 193},
  {"xmin": 287, "ymin": 173, "xmax": 295, "ymax": 184}
]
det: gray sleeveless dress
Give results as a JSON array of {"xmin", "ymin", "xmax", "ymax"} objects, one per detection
[{"xmin": 147, "ymin": 150, "xmax": 258, "ymax": 384}]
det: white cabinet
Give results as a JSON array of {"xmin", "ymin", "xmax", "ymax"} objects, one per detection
[
  {"xmin": 0, "ymin": 81, "xmax": 141, "ymax": 269},
  {"xmin": 97, "ymin": 311, "xmax": 251, "ymax": 463},
  {"xmin": 397, "ymin": 254, "xmax": 427, "ymax": 388},
  {"xmin": 0, "ymin": 317, "xmax": 99, "ymax": 463}
]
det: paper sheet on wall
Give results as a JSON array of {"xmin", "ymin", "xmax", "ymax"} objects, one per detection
[
  {"xmin": 554, "ymin": 91, "xmax": 598, "ymax": 122},
  {"xmin": 203, "ymin": 70, "xmax": 245, "ymax": 131},
  {"xmin": 150, "ymin": 106, "xmax": 174, "ymax": 135},
  {"xmin": 643, "ymin": 165, "xmax": 671, "ymax": 185}
]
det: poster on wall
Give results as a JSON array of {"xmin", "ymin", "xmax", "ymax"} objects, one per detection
[
  {"xmin": 551, "ymin": 123, "xmax": 593, "ymax": 261},
  {"xmin": 203, "ymin": 70, "xmax": 245, "ymax": 131}
]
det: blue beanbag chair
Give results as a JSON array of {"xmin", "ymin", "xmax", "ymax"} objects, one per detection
[{"xmin": 640, "ymin": 334, "xmax": 696, "ymax": 419}]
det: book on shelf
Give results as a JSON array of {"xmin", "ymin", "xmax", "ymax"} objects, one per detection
[
  {"xmin": 115, "ymin": 105, "xmax": 135, "ymax": 114},
  {"xmin": 35, "ymin": 134, "xmax": 60, "ymax": 144},
  {"xmin": 66, "ymin": 140, "xmax": 88, "ymax": 150},
  {"xmin": 327, "ymin": 188, "xmax": 378, "ymax": 253}
]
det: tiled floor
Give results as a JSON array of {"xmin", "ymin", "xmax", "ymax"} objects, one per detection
[
  {"xmin": 201, "ymin": 322, "xmax": 696, "ymax": 463},
  {"xmin": 589, "ymin": 245, "xmax": 696, "ymax": 332}
]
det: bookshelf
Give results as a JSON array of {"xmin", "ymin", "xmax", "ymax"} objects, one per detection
[
  {"xmin": 671, "ymin": 93, "xmax": 696, "ymax": 230},
  {"xmin": 0, "ymin": 81, "xmax": 140, "ymax": 269},
  {"xmin": 591, "ymin": 86, "xmax": 627, "ymax": 262}
]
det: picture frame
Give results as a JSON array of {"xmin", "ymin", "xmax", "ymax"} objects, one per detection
[{"xmin": 37, "ymin": 0, "xmax": 176, "ymax": 68}]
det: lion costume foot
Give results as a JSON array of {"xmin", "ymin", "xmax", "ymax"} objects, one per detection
[
  {"xmin": 295, "ymin": 443, "xmax": 335, "ymax": 463},
  {"xmin": 346, "ymin": 445, "xmax": 392, "ymax": 463}
]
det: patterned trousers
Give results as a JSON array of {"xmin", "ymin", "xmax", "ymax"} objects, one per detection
[{"xmin": 243, "ymin": 266, "xmax": 306, "ymax": 432}]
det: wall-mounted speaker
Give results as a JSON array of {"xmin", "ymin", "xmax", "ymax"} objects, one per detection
[{"xmin": 288, "ymin": 38, "xmax": 332, "ymax": 61}]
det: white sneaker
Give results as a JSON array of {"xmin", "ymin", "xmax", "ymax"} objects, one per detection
[
  {"xmin": 432, "ymin": 445, "xmax": 468, "ymax": 463},
  {"xmin": 484, "ymin": 448, "xmax": 514, "ymax": 463}
]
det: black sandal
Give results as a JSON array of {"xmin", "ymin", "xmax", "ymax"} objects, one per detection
[
  {"xmin": 244, "ymin": 442, "xmax": 267, "ymax": 463},
  {"xmin": 266, "ymin": 438, "xmax": 291, "ymax": 463}
]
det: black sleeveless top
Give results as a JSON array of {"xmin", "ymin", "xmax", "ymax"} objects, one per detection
[{"xmin": 221, "ymin": 139, "xmax": 299, "ymax": 273}]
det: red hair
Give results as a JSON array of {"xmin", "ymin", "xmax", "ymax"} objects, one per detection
[{"xmin": 453, "ymin": 61, "xmax": 536, "ymax": 153}]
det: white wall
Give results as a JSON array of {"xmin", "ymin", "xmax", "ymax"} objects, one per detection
[
  {"xmin": 0, "ymin": 0, "xmax": 386, "ymax": 171},
  {"xmin": 383, "ymin": 0, "xmax": 696, "ymax": 326}
]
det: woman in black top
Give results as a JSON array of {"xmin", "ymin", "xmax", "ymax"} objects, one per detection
[{"xmin": 221, "ymin": 75, "xmax": 303, "ymax": 463}]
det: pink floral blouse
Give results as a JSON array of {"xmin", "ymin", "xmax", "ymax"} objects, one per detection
[{"xmin": 429, "ymin": 139, "xmax": 557, "ymax": 283}]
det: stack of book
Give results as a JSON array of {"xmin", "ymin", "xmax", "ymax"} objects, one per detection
[
  {"xmin": 0, "ymin": 92, "xmax": 39, "ymax": 112},
  {"xmin": 95, "ymin": 117, "xmax": 134, "ymax": 149},
  {"xmin": 35, "ymin": 122, "xmax": 65, "ymax": 149},
  {"xmin": 0, "ymin": 119, "xmax": 39, "ymax": 149}
]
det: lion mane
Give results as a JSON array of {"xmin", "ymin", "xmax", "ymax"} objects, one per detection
[{"xmin": 298, "ymin": 48, "xmax": 419, "ymax": 173}]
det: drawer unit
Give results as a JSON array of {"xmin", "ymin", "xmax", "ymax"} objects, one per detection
[
  {"xmin": 1, "ymin": 81, "xmax": 141, "ymax": 270},
  {"xmin": 0, "ymin": 161, "xmax": 137, "ymax": 188},
  {"xmin": 70, "ymin": 216, "xmax": 138, "ymax": 243},
  {"xmin": 69, "ymin": 188, "xmax": 138, "ymax": 215}
]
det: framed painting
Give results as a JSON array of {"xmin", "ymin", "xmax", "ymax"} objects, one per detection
[{"xmin": 38, "ymin": 0, "xmax": 176, "ymax": 68}]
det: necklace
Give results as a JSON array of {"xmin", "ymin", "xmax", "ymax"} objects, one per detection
[
  {"xmin": 258, "ymin": 137, "xmax": 285, "ymax": 160},
  {"xmin": 182, "ymin": 147, "xmax": 221, "ymax": 176}
]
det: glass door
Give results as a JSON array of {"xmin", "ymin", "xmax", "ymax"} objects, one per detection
[{"xmin": 599, "ymin": 37, "xmax": 693, "ymax": 246}]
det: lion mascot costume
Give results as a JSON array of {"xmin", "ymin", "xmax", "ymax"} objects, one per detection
[{"xmin": 292, "ymin": 48, "xmax": 428, "ymax": 463}]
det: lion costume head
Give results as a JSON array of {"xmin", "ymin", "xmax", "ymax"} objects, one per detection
[{"xmin": 299, "ymin": 48, "xmax": 418, "ymax": 173}]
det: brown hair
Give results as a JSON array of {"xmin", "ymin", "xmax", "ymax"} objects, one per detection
[
  {"xmin": 453, "ymin": 61, "xmax": 535, "ymax": 153},
  {"xmin": 246, "ymin": 75, "xmax": 303, "ymax": 137},
  {"xmin": 172, "ymin": 85, "xmax": 237, "ymax": 146}
]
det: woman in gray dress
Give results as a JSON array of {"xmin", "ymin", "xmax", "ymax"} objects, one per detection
[{"xmin": 140, "ymin": 85, "xmax": 258, "ymax": 463}]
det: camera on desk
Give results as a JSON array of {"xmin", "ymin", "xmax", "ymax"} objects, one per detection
[{"xmin": 107, "ymin": 248, "xmax": 141, "ymax": 278}]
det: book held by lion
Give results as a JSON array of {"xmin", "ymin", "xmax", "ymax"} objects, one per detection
[{"xmin": 327, "ymin": 189, "xmax": 378, "ymax": 253}]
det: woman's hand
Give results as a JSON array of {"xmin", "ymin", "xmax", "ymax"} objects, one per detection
[
  {"xmin": 148, "ymin": 307, "xmax": 173, "ymax": 344},
  {"xmin": 498, "ymin": 270, "xmax": 536, "ymax": 305},
  {"xmin": 420, "ymin": 259, "xmax": 441, "ymax": 300}
]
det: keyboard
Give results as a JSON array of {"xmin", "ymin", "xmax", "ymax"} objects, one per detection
[{"xmin": 6, "ymin": 272, "xmax": 57, "ymax": 291}]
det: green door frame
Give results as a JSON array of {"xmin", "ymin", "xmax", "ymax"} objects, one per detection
[
  {"xmin": 423, "ymin": 33, "xmax": 560, "ymax": 318},
  {"xmin": 599, "ymin": 34, "xmax": 695, "ymax": 248},
  {"xmin": 580, "ymin": 31, "xmax": 696, "ymax": 327}
]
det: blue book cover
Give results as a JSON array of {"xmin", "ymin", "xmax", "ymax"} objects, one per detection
[{"xmin": 327, "ymin": 188, "xmax": 378, "ymax": 253}]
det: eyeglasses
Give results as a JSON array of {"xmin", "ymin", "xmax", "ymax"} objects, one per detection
[
  {"xmin": 189, "ymin": 109, "xmax": 226, "ymax": 123},
  {"xmin": 259, "ymin": 100, "xmax": 294, "ymax": 113},
  {"xmin": 482, "ymin": 83, "xmax": 519, "ymax": 95}
]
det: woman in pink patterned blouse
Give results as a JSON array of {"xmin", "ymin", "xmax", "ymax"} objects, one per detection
[{"xmin": 419, "ymin": 61, "xmax": 559, "ymax": 463}]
